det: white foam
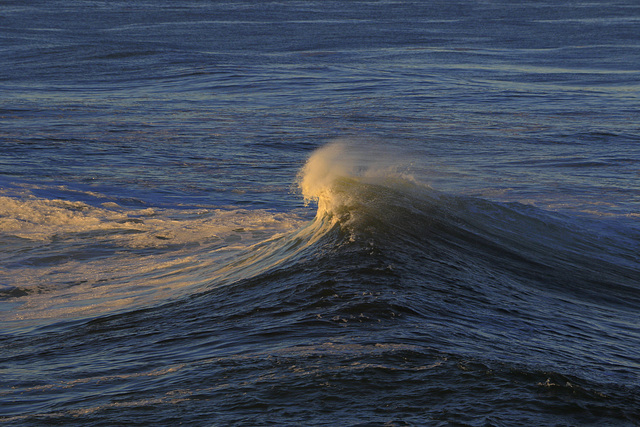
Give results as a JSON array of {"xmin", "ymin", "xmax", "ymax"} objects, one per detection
[
  {"xmin": 0, "ymin": 194, "xmax": 300, "ymax": 248},
  {"xmin": 0, "ymin": 191, "xmax": 305, "ymax": 329}
]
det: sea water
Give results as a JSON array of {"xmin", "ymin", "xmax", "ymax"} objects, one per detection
[{"xmin": 1, "ymin": 1, "xmax": 639, "ymax": 425}]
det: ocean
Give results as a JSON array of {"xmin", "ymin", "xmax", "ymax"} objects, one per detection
[{"xmin": 1, "ymin": 0, "xmax": 639, "ymax": 425}]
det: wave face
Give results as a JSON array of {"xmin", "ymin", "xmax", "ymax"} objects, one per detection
[
  {"xmin": 298, "ymin": 140, "xmax": 639, "ymax": 311},
  {"xmin": 211, "ymin": 140, "xmax": 640, "ymax": 424}
]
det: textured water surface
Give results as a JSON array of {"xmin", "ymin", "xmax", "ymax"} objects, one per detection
[{"xmin": 1, "ymin": 1, "xmax": 639, "ymax": 425}]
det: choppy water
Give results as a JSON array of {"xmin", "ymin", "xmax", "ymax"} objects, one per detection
[{"xmin": 1, "ymin": 1, "xmax": 639, "ymax": 425}]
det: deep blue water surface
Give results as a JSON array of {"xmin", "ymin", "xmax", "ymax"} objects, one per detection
[{"xmin": 1, "ymin": 1, "xmax": 639, "ymax": 425}]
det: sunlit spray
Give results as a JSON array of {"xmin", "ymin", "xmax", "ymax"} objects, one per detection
[{"xmin": 297, "ymin": 138, "xmax": 415, "ymax": 220}]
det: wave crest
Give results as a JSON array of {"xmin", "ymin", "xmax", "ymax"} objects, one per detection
[{"xmin": 297, "ymin": 138, "xmax": 417, "ymax": 221}]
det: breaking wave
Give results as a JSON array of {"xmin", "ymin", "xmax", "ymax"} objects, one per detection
[{"xmin": 2, "ymin": 140, "xmax": 639, "ymax": 333}]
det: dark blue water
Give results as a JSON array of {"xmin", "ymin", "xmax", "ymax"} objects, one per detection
[{"xmin": 2, "ymin": 1, "xmax": 640, "ymax": 425}]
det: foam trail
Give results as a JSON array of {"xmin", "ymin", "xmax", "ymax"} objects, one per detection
[{"xmin": 0, "ymin": 188, "xmax": 305, "ymax": 330}]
